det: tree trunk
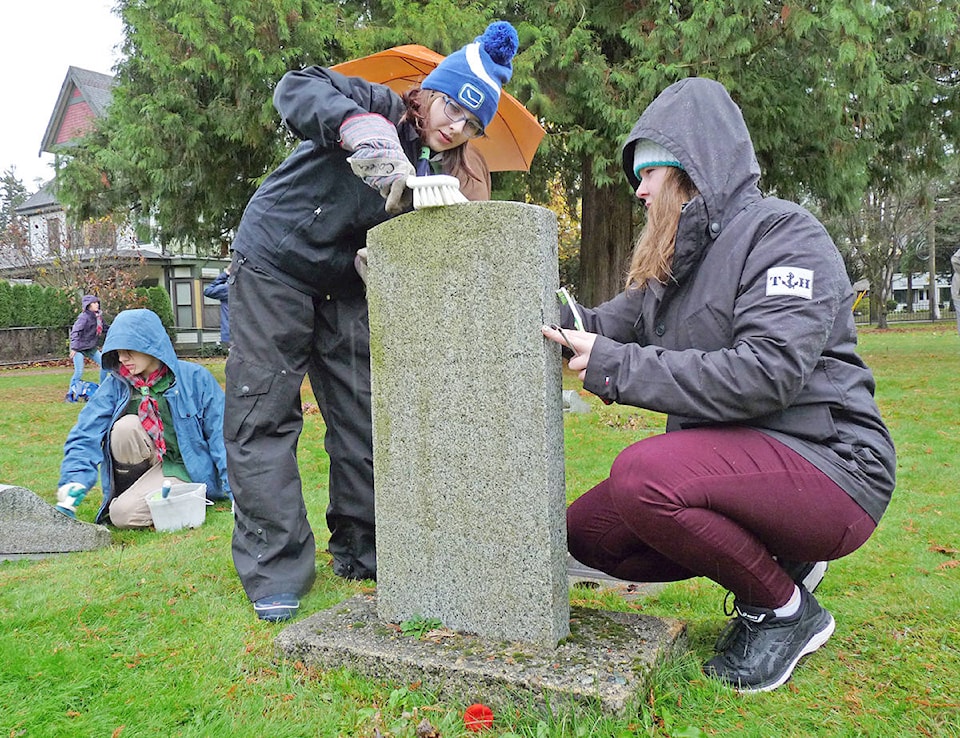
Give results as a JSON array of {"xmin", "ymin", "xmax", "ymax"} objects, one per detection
[
  {"xmin": 869, "ymin": 262, "xmax": 892, "ymax": 330},
  {"xmin": 928, "ymin": 215, "xmax": 940, "ymax": 320},
  {"xmin": 577, "ymin": 156, "xmax": 634, "ymax": 307}
]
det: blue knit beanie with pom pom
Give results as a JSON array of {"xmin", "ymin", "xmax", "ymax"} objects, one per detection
[{"xmin": 421, "ymin": 21, "xmax": 519, "ymax": 130}]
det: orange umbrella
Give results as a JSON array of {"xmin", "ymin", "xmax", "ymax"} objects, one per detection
[{"xmin": 332, "ymin": 45, "xmax": 544, "ymax": 172}]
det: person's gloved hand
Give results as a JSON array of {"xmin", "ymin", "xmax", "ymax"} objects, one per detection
[
  {"xmin": 354, "ymin": 248, "xmax": 369, "ymax": 285},
  {"xmin": 55, "ymin": 482, "xmax": 88, "ymax": 518},
  {"xmin": 340, "ymin": 113, "xmax": 415, "ymax": 215}
]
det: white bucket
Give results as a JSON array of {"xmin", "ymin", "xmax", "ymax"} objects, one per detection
[{"xmin": 146, "ymin": 482, "xmax": 209, "ymax": 532}]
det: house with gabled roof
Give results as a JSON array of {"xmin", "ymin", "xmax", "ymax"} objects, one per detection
[
  {"xmin": 7, "ymin": 66, "xmax": 229, "ymax": 351},
  {"xmin": 41, "ymin": 66, "xmax": 115, "ymax": 153}
]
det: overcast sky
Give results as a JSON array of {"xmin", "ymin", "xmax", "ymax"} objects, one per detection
[{"xmin": 1, "ymin": 0, "xmax": 124, "ymax": 191}]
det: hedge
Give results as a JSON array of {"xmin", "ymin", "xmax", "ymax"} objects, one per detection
[
  {"xmin": 0, "ymin": 281, "xmax": 76, "ymax": 329},
  {"xmin": 0, "ymin": 281, "xmax": 174, "ymax": 337}
]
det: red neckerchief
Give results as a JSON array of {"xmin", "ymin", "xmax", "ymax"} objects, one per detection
[{"xmin": 118, "ymin": 363, "xmax": 169, "ymax": 461}]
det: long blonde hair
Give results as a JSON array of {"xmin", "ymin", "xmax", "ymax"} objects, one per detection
[{"xmin": 625, "ymin": 167, "xmax": 699, "ymax": 290}]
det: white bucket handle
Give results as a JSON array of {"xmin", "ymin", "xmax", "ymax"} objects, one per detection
[
  {"xmin": 183, "ymin": 489, "xmax": 214, "ymax": 506},
  {"xmin": 154, "ymin": 484, "xmax": 213, "ymax": 505}
]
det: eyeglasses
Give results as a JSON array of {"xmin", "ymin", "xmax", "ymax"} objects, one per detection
[{"xmin": 440, "ymin": 95, "xmax": 485, "ymax": 139}]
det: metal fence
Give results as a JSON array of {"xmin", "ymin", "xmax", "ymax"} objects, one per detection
[{"xmin": 853, "ymin": 308, "xmax": 958, "ymax": 326}]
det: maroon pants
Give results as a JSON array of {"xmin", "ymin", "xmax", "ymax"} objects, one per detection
[{"xmin": 567, "ymin": 427, "xmax": 876, "ymax": 608}]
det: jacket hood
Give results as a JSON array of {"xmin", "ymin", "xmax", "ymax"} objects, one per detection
[
  {"xmin": 102, "ymin": 309, "xmax": 178, "ymax": 375},
  {"xmin": 621, "ymin": 77, "xmax": 763, "ymax": 237},
  {"xmin": 81, "ymin": 294, "xmax": 100, "ymax": 311}
]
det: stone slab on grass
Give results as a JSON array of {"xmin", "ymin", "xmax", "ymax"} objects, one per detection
[
  {"xmin": 567, "ymin": 554, "xmax": 666, "ymax": 601},
  {"xmin": 0, "ymin": 484, "xmax": 111, "ymax": 559},
  {"xmin": 276, "ymin": 594, "xmax": 686, "ymax": 716},
  {"xmin": 562, "ymin": 390, "xmax": 592, "ymax": 413}
]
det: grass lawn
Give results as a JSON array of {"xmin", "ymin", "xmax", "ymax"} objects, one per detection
[{"xmin": 0, "ymin": 325, "xmax": 958, "ymax": 737}]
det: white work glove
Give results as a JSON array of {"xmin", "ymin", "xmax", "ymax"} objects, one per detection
[
  {"xmin": 340, "ymin": 113, "xmax": 415, "ymax": 214},
  {"xmin": 56, "ymin": 482, "xmax": 88, "ymax": 518}
]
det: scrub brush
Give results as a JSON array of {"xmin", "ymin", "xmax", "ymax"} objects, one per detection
[{"xmin": 406, "ymin": 174, "xmax": 468, "ymax": 209}]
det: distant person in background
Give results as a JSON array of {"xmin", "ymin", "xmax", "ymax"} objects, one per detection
[
  {"xmin": 203, "ymin": 267, "xmax": 231, "ymax": 346},
  {"xmin": 951, "ymin": 248, "xmax": 960, "ymax": 337},
  {"xmin": 69, "ymin": 295, "xmax": 108, "ymax": 388}
]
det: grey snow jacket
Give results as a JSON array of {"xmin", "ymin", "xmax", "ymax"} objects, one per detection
[
  {"xmin": 231, "ymin": 67, "xmax": 415, "ymax": 299},
  {"xmin": 576, "ymin": 77, "xmax": 895, "ymax": 522}
]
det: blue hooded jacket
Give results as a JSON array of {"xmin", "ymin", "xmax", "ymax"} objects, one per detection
[
  {"xmin": 202, "ymin": 272, "xmax": 230, "ymax": 343},
  {"xmin": 58, "ymin": 309, "xmax": 231, "ymax": 523}
]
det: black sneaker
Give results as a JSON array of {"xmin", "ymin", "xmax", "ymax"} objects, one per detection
[
  {"xmin": 779, "ymin": 560, "xmax": 828, "ymax": 593},
  {"xmin": 253, "ymin": 593, "xmax": 299, "ymax": 622},
  {"xmin": 332, "ymin": 558, "xmax": 377, "ymax": 581},
  {"xmin": 703, "ymin": 587, "xmax": 835, "ymax": 692}
]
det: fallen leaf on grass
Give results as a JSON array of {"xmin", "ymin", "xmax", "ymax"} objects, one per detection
[
  {"xmin": 422, "ymin": 628, "xmax": 457, "ymax": 642},
  {"xmin": 930, "ymin": 544, "xmax": 958, "ymax": 555},
  {"xmin": 935, "ymin": 560, "xmax": 959, "ymax": 570},
  {"xmin": 416, "ymin": 718, "xmax": 441, "ymax": 737}
]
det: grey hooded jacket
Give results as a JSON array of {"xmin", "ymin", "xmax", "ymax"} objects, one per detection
[{"xmin": 576, "ymin": 77, "xmax": 895, "ymax": 523}]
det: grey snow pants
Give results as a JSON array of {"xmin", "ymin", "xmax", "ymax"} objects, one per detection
[{"xmin": 225, "ymin": 255, "xmax": 376, "ymax": 603}]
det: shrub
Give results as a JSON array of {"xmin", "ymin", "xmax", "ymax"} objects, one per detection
[
  {"xmin": 0, "ymin": 281, "xmax": 12, "ymax": 327},
  {"xmin": 0, "ymin": 280, "xmax": 76, "ymax": 328},
  {"xmin": 136, "ymin": 286, "xmax": 176, "ymax": 341}
]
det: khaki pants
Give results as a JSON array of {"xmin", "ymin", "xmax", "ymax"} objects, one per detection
[{"xmin": 108, "ymin": 415, "xmax": 187, "ymax": 529}]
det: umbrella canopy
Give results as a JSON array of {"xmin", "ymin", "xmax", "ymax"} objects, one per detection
[{"xmin": 332, "ymin": 45, "xmax": 544, "ymax": 172}]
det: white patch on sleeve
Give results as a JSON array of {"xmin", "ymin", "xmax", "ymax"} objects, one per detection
[{"xmin": 766, "ymin": 266, "xmax": 814, "ymax": 299}]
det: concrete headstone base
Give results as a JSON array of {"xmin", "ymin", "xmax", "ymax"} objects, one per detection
[{"xmin": 276, "ymin": 594, "xmax": 686, "ymax": 716}]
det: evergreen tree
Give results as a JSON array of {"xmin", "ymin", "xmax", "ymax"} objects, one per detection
[
  {"xmin": 0, "ymin": 168, "xmax": 27, "ymax": 232},
  {"xmin": 0, "ymin": 168, "xmax": 29, "ymax": 262},
  {"xmin": 509, "ymin": 0, "xmax": 960, "ymax": 303},
  {"xmin": 52, "ymin": 0, "xmax": 960, "ymax": 305},
  {"xmin": 58, "ymin": 0, "xmax": 349, "ymax": 253}
]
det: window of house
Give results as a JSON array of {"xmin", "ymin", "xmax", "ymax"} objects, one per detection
[
  {"xmin": 172, "ymin": 279, "xmax": 195, "ymax": 328},
  {"xmin": 201, "ymin": 280, "xmax": 221, "ymax": 330},
  {"xmin": 46, "ymin": 216, "xmax": 61, "ymax": 256},
  {"xmin": 82, "ymin": 219, "xmax": 116, "ymax": 252}
]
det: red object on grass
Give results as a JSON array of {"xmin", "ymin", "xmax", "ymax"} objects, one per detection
[{"xmin": 463, "ymin": 703, "xmax": 494, "ymax": 731}]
